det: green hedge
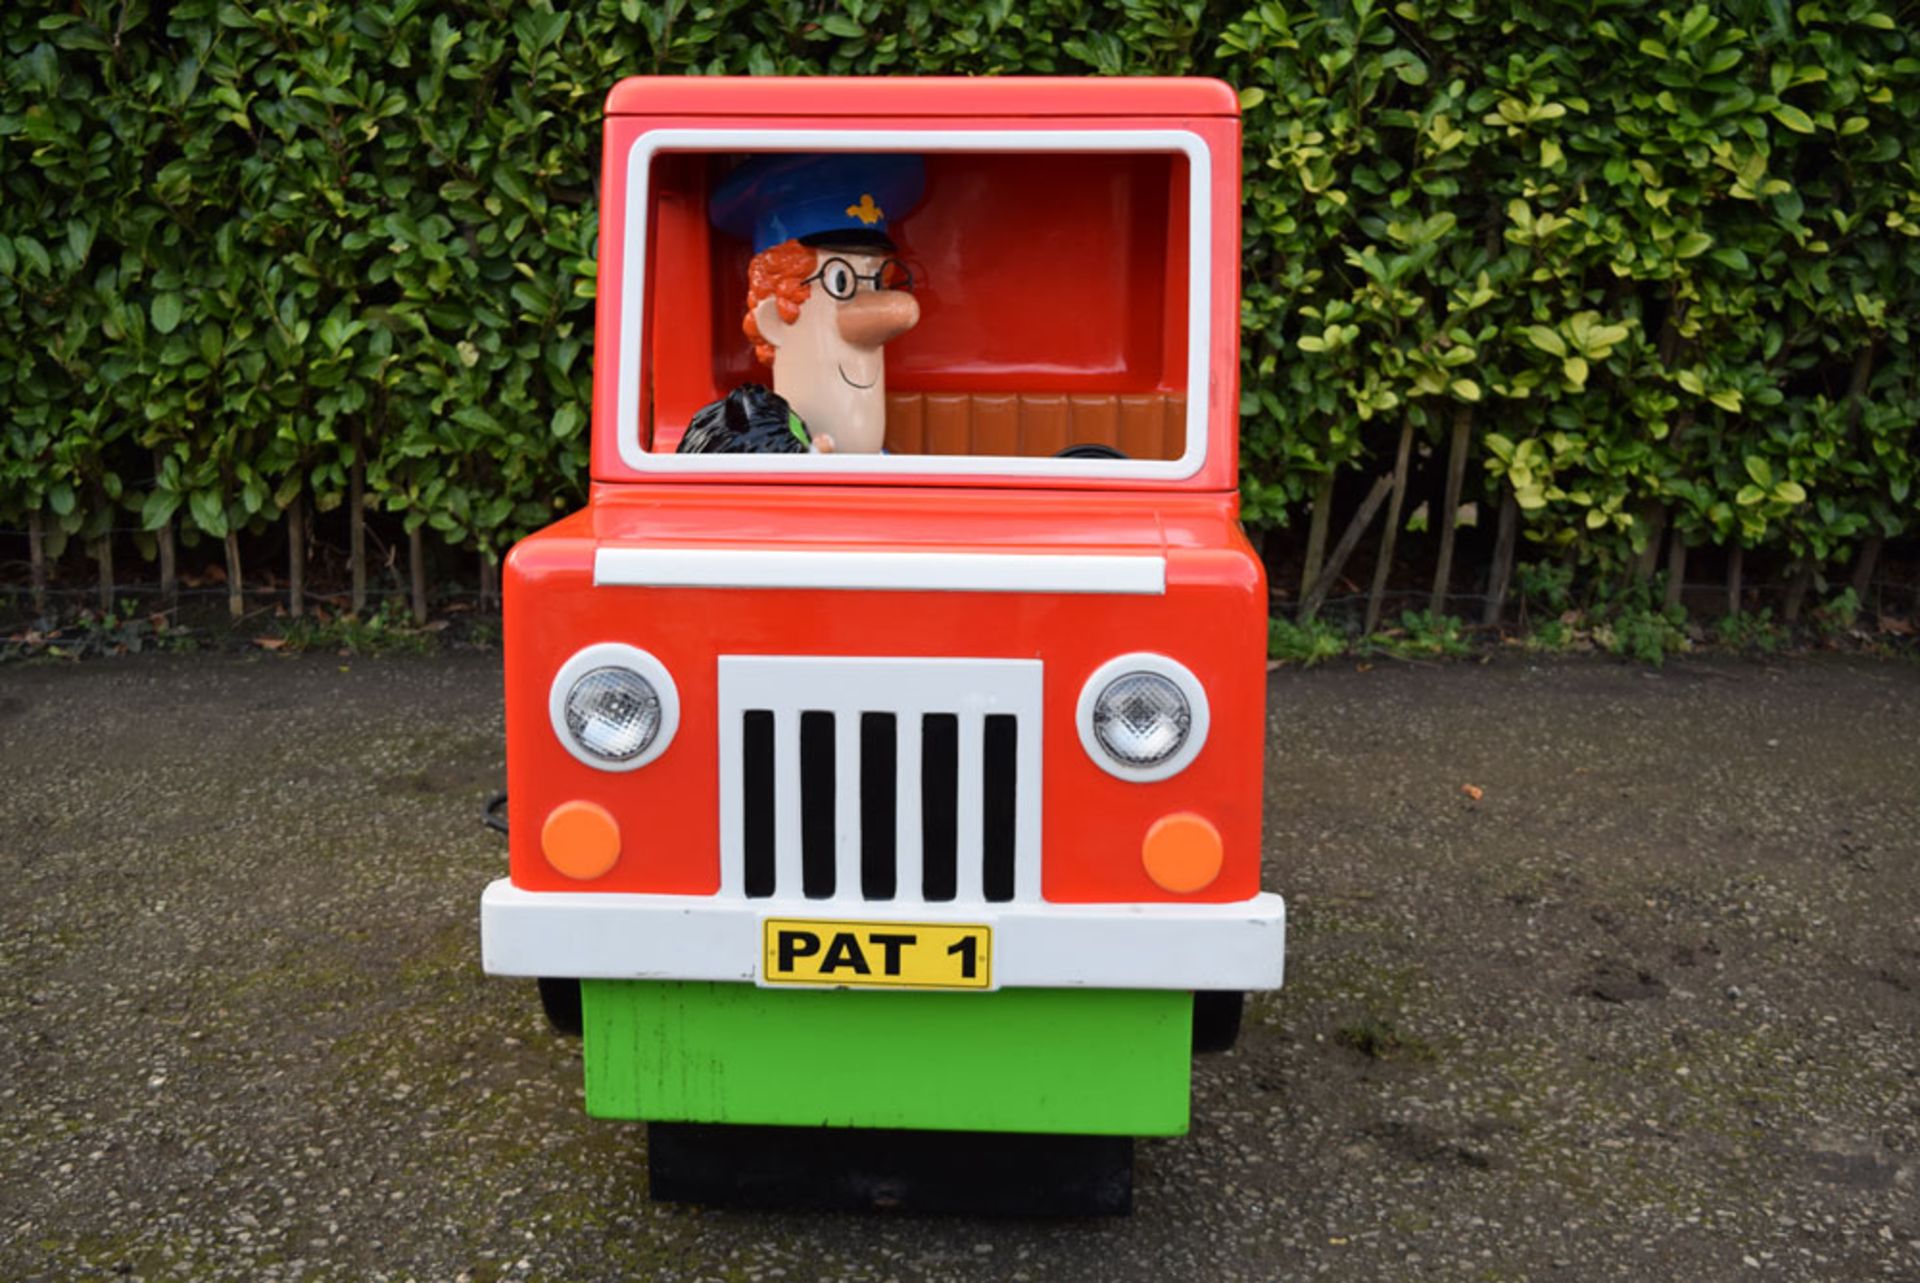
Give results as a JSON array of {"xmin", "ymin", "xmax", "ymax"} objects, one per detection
[
  {"xmin": 1230, "ymin": 0, "xmax": 1919, "ymax": 618},
  {"xmin": 2, "ymin": 1, "xmax": 1916, "ymax": 614}
]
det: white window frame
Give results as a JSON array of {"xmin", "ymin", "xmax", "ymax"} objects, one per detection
[{"xmin": 613, "ymin": 128, "xmax": 1214, "ymax": 481}]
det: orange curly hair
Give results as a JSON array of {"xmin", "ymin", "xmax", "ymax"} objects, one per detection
[{"xmin": 742, "ymin": 239, "xmax": 818, "ymax": 367}]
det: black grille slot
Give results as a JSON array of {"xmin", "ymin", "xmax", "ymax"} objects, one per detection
[
  {"xmin": 859, "ymin": 712, "xmax": 898, "ymax": 900},
  {"xmin": 741, "ymin": 710, "xmax": 776, "ymax": 899},
  {"xmin": 799, "ymin": 711, "xmax": 836, "ymax": 899},
  {"xmin": 920, "ymin": 712, "xmax": 959, "ymax": 902},
  {"xmin": 982, "ymin": 714, "xmax": 1019, "ymax": 902}
]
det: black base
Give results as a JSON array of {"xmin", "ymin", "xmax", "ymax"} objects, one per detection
[
  {"xmin": 646, "ymin": 1122, "xmax": 1134, "ymax": 1216},
  {"xmin": 1192, "ymin": 989, "xmax": 1245, "ymax": 1053},
  {"xmin": 536, "ymin": 977, "xmax": 582, "ymax": 1036}
]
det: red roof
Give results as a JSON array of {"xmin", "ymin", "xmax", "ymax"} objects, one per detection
[{"xmin": 604, "ymin": 75, "xmax": 1239, "ymax": 119}]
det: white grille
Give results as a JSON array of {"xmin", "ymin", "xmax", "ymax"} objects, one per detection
[{"xmin": 716, "ymin": 656, "xmax": 1043, "ymax": 905}]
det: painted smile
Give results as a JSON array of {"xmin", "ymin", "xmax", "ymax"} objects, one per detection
[{"xmin": 837, "ymin": 363, "xmax": 877, "ymax": 390}]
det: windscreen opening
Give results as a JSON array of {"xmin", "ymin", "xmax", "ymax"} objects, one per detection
[{"xmin": 635, "ymin": 145, "xmax": 1197, "ymax": 468}]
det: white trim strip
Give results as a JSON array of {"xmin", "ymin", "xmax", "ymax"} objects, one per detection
[
  {"xmin": 895, "ymin": 712, "xmax": 924, "ymax": 901},
  {"xmin": 481, "ymin": 880, "xmax": 1287, "ymax": 991},
  {"xmin": 1013, "ymin": 708, "xmax": 1043, "ymax": 904},
  {"xmin": 593, "ymin": 547, "xmax": 1166, "ymax": 595},
  {"xmin": 715, "ymin": 705, "xmax": 745, "ymax": 898},
  {"xmin": 955, "ymin": 712, "xmax": 985, "ymax": 902},
  {"xmin": 613, "ymin": 127, "xmax": 1214, "ymax": 481},
  {"xmin": 773, "ymin": 710, "xmax": 803, "ymax": 898},
  {"xmin": 832, "ymin": 711, "xmax": 862, "ymax": 900}
]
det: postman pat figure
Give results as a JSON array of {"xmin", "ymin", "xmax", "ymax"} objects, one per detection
[{"xmin": 480, "ymin": 76, "xmax": 1285, "ymax": 1211}]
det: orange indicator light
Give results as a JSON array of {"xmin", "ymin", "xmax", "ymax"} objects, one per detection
[
  {"xmin": 1141, "ymin": 812, "xmax": 1222, "ymax": 894},
  {"xmin": 541, "ymin": 800, "xmax": 621, "ymax": 881}
]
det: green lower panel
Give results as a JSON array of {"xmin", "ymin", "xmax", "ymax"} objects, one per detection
[{"xmin": 581, "ymin": 981, "xmax": 1192, "ymax": 1135}]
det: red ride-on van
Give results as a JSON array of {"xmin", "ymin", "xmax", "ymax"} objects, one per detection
[{"xmin": 480, "ymin": 76, "xmax": 1284, "ymax": 1211}]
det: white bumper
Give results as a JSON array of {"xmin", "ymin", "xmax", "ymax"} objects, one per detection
[{"xmin": 480, "ymin": 879, "xmax": 1286, "ymax": 991}]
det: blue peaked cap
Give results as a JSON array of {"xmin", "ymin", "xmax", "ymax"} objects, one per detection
[{"xmin": 710, "ymin": 153, "xmax": 925, "ymax": 255}]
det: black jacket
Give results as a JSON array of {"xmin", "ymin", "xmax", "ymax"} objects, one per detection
[{"xmin": 675, "ymin": 384, "xmax": 811, "ymax": 454}]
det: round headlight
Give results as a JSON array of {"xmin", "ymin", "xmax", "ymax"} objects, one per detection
[
  {"xmin": 1093, "ymin": 672, "xmax": 1191, "ymax": 766},
  {"xmin": 563, "ymin": 667, "xmax": 661, "ymax": 762},
  {"xmin": 1076, "ymin": 653, "xmax": 1211, "ymax": 782},
  {"xmin": 547, "ymin": 643, "xmax": 680, "ymax": 771}
]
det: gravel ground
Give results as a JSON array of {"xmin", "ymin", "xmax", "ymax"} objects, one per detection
[{"xmin": 1, "ymin": 652, "xmax": 1916, "ymax": 1282}]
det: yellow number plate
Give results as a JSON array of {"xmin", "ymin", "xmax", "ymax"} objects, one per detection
[{"xmin": 761, "ymin": 918, "xmax": 992, "ymax": 990}]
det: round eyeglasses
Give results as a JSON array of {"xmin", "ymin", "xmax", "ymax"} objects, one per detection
[{"xmin": 803, "ymin": 256, "xmax": 914, "ymax": 301}]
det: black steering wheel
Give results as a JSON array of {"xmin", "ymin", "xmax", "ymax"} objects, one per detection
[{"xmin": 1053, "ymin": 443, "xmax": 1130, "ymax": 460}]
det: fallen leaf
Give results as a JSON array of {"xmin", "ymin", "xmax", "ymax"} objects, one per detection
[
  {"xmin": 253, "ymin": 637, "xmax": 287, "ymax": 651},
  {"xmin": 1878, "ymin": 615, "xmax": 1914, "ymax": 636},
  {"xmin": 1461, "ymin": 784, "xmax": 1484, "ymax": 801}
]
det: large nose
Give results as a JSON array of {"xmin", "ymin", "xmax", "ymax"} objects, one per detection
[{"xmin": 837, "ymin": 291, "xmax": 920, "ymax": 348}]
